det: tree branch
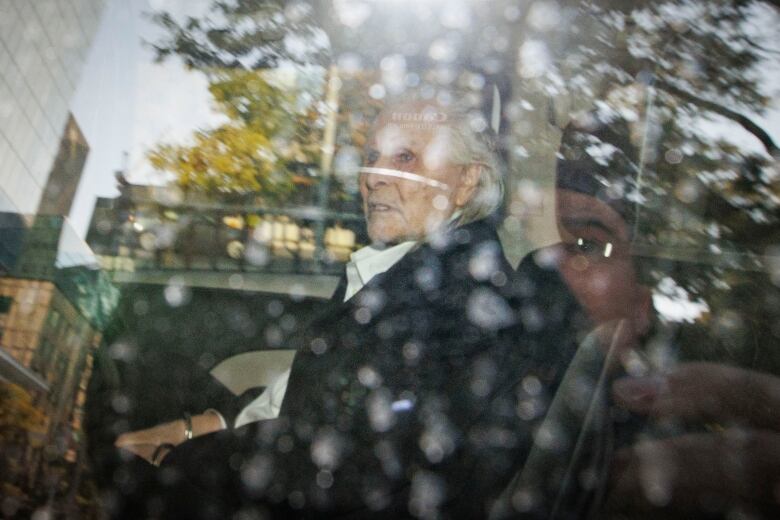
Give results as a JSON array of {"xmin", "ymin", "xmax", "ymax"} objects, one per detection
[
  {"xmin": 763, "ymin": 0, "xmax": 780, "ymax": 11},
  {"xmin": 656, "ymin": 79, "xmax": 779, "ymax": 158}
]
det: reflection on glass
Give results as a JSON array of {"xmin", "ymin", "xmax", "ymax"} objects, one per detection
[
  {"xmin": 0, "ymin": 0, "xmax": 778, "ymax": 517},
  {"xmin": 0, "ymin": 214, "xmax": 117, "ymax": 518}
]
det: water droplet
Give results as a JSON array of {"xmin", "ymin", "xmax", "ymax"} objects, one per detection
[
  {"xmin": 164, "ymin": 276, "xmax": 190, "ymax": 307},
  {"xmin": 528, "ymin": 1, "xmax": 560, "ymax": 31},
  {"xmin": 228, "ymin": 274, "xmax": 244, "ymax": 289},
  {"xmin": 316, "ymin": 470, "xmax": 334, "ymax": 489},
  {"xmin": 311, "ymin": 428, "xmax": 344, "ymax": 469},
  {"xmin": 403, "ymin": 342, "xmax": 421, "ymax": 362},
  {"xmin": 109, "ymin": 341, "xmax": 136, "ymax": 362},
  {"xmin": 409, "ymin": 471, "xmax": 446, "ymax": 518},
  {"xmin": 358, "ymin": 366, "xmax": 382, "ymax": 388},
  {"xmin": 522, "ymin": 375, "xmax": 542, "ymax": 396},
  {"xmin": 518, "ymin": 40, "xmax": 551, "ymax": 78},
  {"xmin": 368, "ymin": 389, "xmax": 395, "ymax": 432},
  {"xmin": 469, "ymin": 242, "xmax": 501, "ymax": 281},
  {"xmin": 310, "ymin": 337, "xmax": 328, "ymax": 355},
  {"xmin": 111, "ymin": 394, "xmax": 131, "ymax": 414},
  {"xmin": 433, "ymin": 194, "xmax": 449, "ymax": 211},
  {"xmin": 240, "ymin": 454, "xmax": 273, "ymax": 492},
  {"xmin": 467, "ymin": 288, "xmax": 515, "ymax": 330},
  {"xmin": 288, "ymin": 490, "xmax": 305, "ymax": 509},
  {"xmin": 369, "ymin": 84, "xmax": 386, "ymax": 99},
  {"xmin": 355, "ymin": 307, "xmax": 372, "ymax": 324},
  {"xmin": 267, "ymin": 300, "xmax": 284, "ymax": 318}
]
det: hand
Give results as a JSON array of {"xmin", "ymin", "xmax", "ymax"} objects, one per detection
[
  {"xmin": 605, "ymin": 362, "xmax": 780, "ymax": 518},
  {"xmin": 114, "ymin": 411, "xmax": 225, "ymax": 465}
]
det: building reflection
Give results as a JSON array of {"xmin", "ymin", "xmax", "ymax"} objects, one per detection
[
  {"xmin": 0, "ymin": 213, "xmax": 118, "ymax": 517},
  {"xmin": 86, "ymin": 180, "xmax": 367, "ymax": 282},
  {"xmin": 1, "ymin": 0, "xmax": 109, "ymax": 513}
]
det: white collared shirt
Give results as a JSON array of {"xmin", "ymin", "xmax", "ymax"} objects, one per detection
[
  {"xmin": 343, "ymin": 240, "xmax": 417, "ymax": 301},
  {"xmin": 233, "ymin": 240, "xmax": 416, "ymax": 428}
]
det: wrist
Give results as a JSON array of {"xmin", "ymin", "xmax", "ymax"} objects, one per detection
[
  {"xmin": 182, "ymin": 411, "xmax": 224, "ymax": 440},
  {"xmin": 203, "ymin": 408, "xmax": 228, "ymax": 429},
  {"xmin": 182, "ymin": 411, "xmax": 194, "ymax": 441}
]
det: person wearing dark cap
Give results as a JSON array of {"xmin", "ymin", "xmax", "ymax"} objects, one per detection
[
  {"xmin": 545, "ymin": 111, "xmax": 653, "ymax": 345},
  {"xmin": 490, "ymin": 112, "xmax": 657, "ymax": 520},
  {"xmin": 510, "ymin": 110, "xmax": 780, "ymax": 519}
]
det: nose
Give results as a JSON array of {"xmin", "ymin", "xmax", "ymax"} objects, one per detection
[
  {"xmin": 362, "ymin": 169, "xmax": 388, "ymax": 190},
  {"xmin": 361, "ymin": 154, "xmax": 393, "ymax": 190}
]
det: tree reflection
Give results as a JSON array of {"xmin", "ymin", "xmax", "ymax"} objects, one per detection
[{"xmin": 147, "ymin": 69, "xmax": 325, "ymax": 201}]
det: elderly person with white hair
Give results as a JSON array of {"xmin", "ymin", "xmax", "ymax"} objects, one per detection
[{"xmin": 111, "ymin": 95, "xmax": 584, "ymax": 519}]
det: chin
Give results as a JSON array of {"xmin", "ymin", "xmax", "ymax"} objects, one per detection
[
  {"xmin": 368, "ymin": 228, "xmax": 405, "ymax": 246},
  {"xmin": 367, "ymin": 220, "xmax": 401, "ymax": 245},
  {"xmin": 369, "ymin": 233, "xmax": 402, "ymax": 247}
]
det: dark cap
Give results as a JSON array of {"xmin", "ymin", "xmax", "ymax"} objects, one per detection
[{"xmin": 556, "ymin": 111, "xmax": 643, "ymax": 230}]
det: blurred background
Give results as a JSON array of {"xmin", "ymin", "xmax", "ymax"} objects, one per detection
[{"xmin": 0, "ymin": 0, "xmax": 779, "ymax": 517}]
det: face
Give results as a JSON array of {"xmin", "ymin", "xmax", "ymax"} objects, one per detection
[
  {"xmin": 555, "ymin": 189, "xmax": 651, "ymax": 334},
  {"xmin": 360, "ymin": 102, "xmax": 480, "ymax": 245}
]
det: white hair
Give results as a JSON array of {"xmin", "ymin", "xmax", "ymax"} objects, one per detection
[{"xmin": 443, "ymin": 101, "xmax": 505, "ymax": 225}]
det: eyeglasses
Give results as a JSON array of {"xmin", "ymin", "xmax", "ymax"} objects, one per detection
[{"xmin": 563, "ymin": 237, "xmax": 625, "ymax": 260}]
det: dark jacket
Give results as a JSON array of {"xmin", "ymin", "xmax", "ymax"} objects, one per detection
[{"xmin": 120, "ymin": 220, "xmax": 588, "ymax": 519}]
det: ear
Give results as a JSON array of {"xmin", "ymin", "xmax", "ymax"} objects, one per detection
[{"xmin": 454, "ymin": 164, "xmax": 482, "ymax": 208}]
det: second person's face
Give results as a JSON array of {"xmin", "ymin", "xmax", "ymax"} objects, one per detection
[{"xmin": 555, "ymin": 189, "xmax": 652, "ymax": 335}]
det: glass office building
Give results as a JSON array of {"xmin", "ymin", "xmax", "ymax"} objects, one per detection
[
  {"xmin": 0, "ymin": 2, "xmax": 109, "ymax": 516},
  {"xmin": 0, "ymin": 0, "xmax": 106, "ymax": 214}
]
